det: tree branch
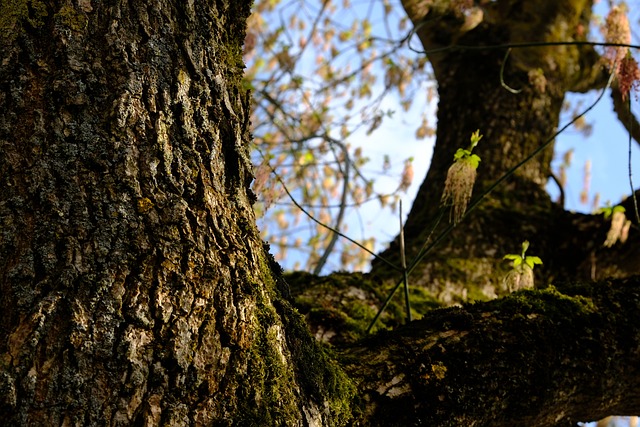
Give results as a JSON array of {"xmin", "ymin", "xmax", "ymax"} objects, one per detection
[
  {"xmin": 341, "ymin": 278, "xmax": 640, "ymax": 426},
  {"xmin": 612, "ymin": 83, "xmax": 640, "ymax": 147}
]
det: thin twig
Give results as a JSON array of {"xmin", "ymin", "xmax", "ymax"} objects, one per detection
[
  {"xmin": 399, "ymin": 200, "xmax": 411, "ymax": 323},
  {"xmin": 271, "ymin": 192, "xmax": 396, "ymax": 209},
  {"xmin": 255, "ymin": 146, "xmax": 402, "ymax": 272},
  {"xmin": 627, "ymin": 95, "xmax": 640, "ymax": 224},
  {"xmin": 366, "ymin": 209, "xmax": 443, "ymax": 333},
  {"xmin": 500, "ymin": 48, "xmax": 522, "ymax": 94},
  {"xmin": 409, "ymin": 39, "xmax": 640, "ymax": 55}
]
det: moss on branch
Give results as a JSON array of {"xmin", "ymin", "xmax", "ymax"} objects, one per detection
[{"xmin": 339, "ymin": 277, "xmax": 640, "ymax": 426}]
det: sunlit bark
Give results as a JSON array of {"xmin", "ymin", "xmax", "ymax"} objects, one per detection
[{"xmin": 0, "ymin": 1, "xmax": 349, "ymax": 424}]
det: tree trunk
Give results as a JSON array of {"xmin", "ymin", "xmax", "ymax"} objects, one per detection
[
  {"xmin": 4, "ymin": 0, "xmax": 640, "ymax": 425},
  {"xmin": 0, "ymin": 1, "xmax": 352, "ymax": 424},
  {"xmin": 371, "ymin": 0, "xmax": 640, "ymax": 302}
]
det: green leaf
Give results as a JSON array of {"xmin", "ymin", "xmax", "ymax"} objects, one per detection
[
  {"xmin": 598, "ymin": 204, "xmax": 624, "ymax": 219},
  {"xmin": 504, "ymin": 254, "xmax": 523, "ymax": 267},
  {"xmin": 454, "ymin": 148, "xmax": 470, "ymax": 161},
  {"xmin": 339, "ymin": 30, "xmax": 353, "ymax": 41},
  {"xmin": 470, "ymin": 130, "xmax": 482, "ymax": 149},
  {"xmin": 453, "ymin": 148, "xmax": 481, "ymax": 168},
  {"xmin": 599, "ymin": 208, "xmax": 612, "ymax": 219},
  {"xmin": 464, "ymin": 154, "xmax": 481, "ymax": 169},
  {"xmin": 524, "ymin": 256, "xmax": 543, "ymax": 269},
  {"xmin": 362, "ymin": 19, "xmax": 372, "ymax": 37}
]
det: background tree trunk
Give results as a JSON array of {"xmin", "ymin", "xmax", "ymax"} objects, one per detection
[
  {"xmin": 0, "ymin": 1, "xmax": 352, "ymax": 424},
  {"xmin": 371, "ymin": 0, "xmax": 640, "ymax": 302}
]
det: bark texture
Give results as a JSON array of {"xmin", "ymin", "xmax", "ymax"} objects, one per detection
[
  {"xmin": 0, "ymin": 1, "xmax": 352, "ymax": 425},
  {"xmin": 284, "ymin": 272, "xmax": 640, "ymax": 426}
]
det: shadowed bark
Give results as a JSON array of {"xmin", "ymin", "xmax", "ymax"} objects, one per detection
[{"xmin": 342, "ymin": 278, "xmax": 640, "ymax": 427}]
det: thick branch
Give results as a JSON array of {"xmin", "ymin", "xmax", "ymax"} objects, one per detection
[{"xmin": 342, "ymin": 278, "xmax": 640, "ymax": 426}]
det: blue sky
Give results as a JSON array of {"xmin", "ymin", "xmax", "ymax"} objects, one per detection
[{"xmin": 550, "ymin": 90, "xmax": 640, "ymax": 213}]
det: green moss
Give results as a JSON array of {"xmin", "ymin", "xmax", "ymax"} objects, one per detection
[
  {"xmin": 409, "ymin": 286, "xmax": 444, "ymax": 314},
  {"xmin": 288, "ymin": 272, "xmax": 379, "ymax": 337},
  {"xmin": 444, "ymin": 257, "xmax": 504, "ymax": 301},
  {"xmin": 0, "ymin": 0, "xmax": 48, "ymax": 43},
  {"xmin": 488, "ymin": 285, "xmax": 597, "ymax": 318},
  {"xmin": 256, "ymin": 245, "xmax": 283, "ymax": 300},
  {"xmin": 286, "ymin": 271, "xmax": 442, "ymax": 340},
  {"xmin": 238, "ymin": 302, "xmax": 300, "ymax": 426},
  {"xmin": 274, "ymin": 299, "xmax": 358, "ymax": 425},
  {"xmin": 236, "ymin": 298, "xmax": 356, "ymax": 426},
  {"xmin": 238, "ymin": 253, "xmax": 357, "ymax": 425},
  {"xmin": 54, "ymin": 3, "xmax": 86, "ymax": 31},
  {"xmin": 213, "ymin": 2, "xmax": 251, "ymax": 90}
]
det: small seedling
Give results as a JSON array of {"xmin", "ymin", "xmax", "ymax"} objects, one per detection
[
  {"xmin": 503, "ymin": 240, "xmax": 542, "ymax": 292},
  {"xmin": 441, "ymin": 130, "xmax": 482, "ymax": 224},
  {"xmin": 598, "ymin": 204, "xmax": 631, "ymax": 247}
]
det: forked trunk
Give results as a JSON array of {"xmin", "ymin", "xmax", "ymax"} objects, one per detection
[{"xmin": 372, "ymin": 0, "xmax": 624, "ymax": 301}]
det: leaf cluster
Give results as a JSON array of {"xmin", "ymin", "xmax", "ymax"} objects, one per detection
[
  {"xmin": 452, "ymin": 129, "xmax": 482, "ymax": 168},
  {"xmin": 503, "ymin": 240, "xmax": 543, "ymax": 270},
  {"xmin": 598, "ymin": 204, "xmax": 625, "ymax": 219}
]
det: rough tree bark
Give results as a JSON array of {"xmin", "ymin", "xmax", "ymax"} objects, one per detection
[
  {"xmin": 342, "ymin": 278, "xmax": 640, "ymax": 426},
  {"xmin": 0, "ymin": 1, "xmax": 352, "ymax": 425},
  {"xmin": 2, "ymin": 0, "xmax": 640, "ymax": 426}
]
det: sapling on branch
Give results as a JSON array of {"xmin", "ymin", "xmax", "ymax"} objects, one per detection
[
  {"xmin": 599, "ymin": 204, "xmax": 631, "ymax": 247},
  {"xmin": 441, "ymin": 130, "xmax": 482, "ymax": 224},
  {"xmin": 503, "ymin": 240, "xmax": 543, "ymax": 292}
]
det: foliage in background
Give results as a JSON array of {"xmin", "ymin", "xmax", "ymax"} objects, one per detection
[{"xmin": 245, "ymin": 0, "xmax": 434, "ymax": 272}]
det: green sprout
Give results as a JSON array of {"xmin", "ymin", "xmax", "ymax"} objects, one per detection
[
  {"xmin": 504, "ymin": 240, "xmax": 543, "ymax": 270},
  {"xmin": 502, "ymin": 240, "xmax": 542, "ymax": 292},
  {"xmin": 441, "ymin": 130, "xmax": 482, "ymax": 223},
  {"xmin": 598, "ymin": 203, "xmax": 625, "ymax": 219},
  {"xmin": 452, "ymin": 129, "xmax": 482, "ymax": 168},
  {"xmin": 598, "ymin": 203, "xmax": 631, "ymax": 247}
]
